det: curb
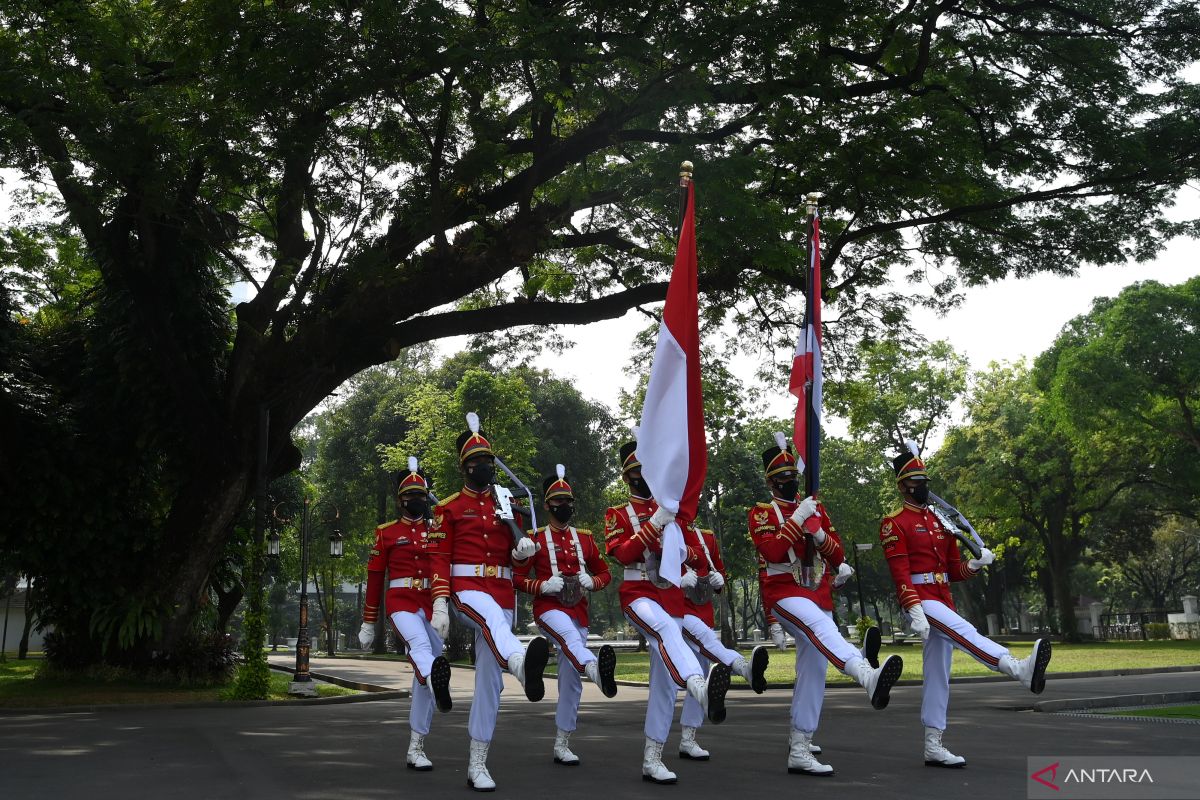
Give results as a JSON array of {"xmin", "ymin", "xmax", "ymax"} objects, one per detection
[
  {"xmin": 266, "ymin": 663, "xmax": 403, "ymax": 695},
  {"xmin": 1034, "ymin": 690, "xmax": 1200, "ymax": 713}
]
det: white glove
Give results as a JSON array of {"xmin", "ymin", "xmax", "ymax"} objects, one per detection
[
  {"xmin": 541, "ymin": 574, "xmax": 565, "ymax": 595},
  {"xmin": 512, "ymin": 537, "xmax": 538, "ymax": 560},
  {"xmin": 907, "ymin": 604, "xmax": 930, "ymax": 640},
  {"xmin": 358, "ymin": 621, "xmax": 376, "ymax": 650},
  {"xmin": 679, "ymin": 569, "xmax": 698, "ymax": 589},
  {"xmin": 649, "ymin": 505, "xmax": 675, "ymax": 529},
  {"xmin": 968, "ymin": 547, "xmax": 995, "ymax": 570},
  {"xmin": 707, "ymin": 571, "xmax": 725, "ymax": 589},
  {"xmin": 769, "ymin": 622, "xmax": 787, "ymax": 649},
  {"xmin": 790, "ymin": 496, "xmax": 818, "ymax": 524},
  {"xmin": 832, "ymin": 561, "xmax": 854, "ymax": 588},
  {"xmin": 431, "ymin": 597, "xmax": 450, "ymax": 640},
  {"xmin": 578, "ymin": 572, "xmax": 595, "ymax": 591}
]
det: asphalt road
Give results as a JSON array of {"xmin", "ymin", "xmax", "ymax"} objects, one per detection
[{"xmin": 2, "ymin": 663, "xmax": 1197, "ymax": 799}]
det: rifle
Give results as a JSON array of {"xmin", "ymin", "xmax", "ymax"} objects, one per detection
[
  {"xmin": 492, "ymin": 455, "xmax": 538, "ymax": 546},
  {"xmin": 927, "ymin": 492, "xmax": 986, "ymax": 560}
]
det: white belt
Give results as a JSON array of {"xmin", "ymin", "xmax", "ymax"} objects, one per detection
[
  {"xmin": 451, "ymin": 564, "xmax": 513, "ymax": 579},
  {"xmin": 389, "ymin": 577, "xmax": 430, "ymax": 589},
  {"xmin": 624, "ymin": 567, "xmax": 651, "ymax": 581},
  {"xmin": 910, "ymin": 572, "xmax": 948, "ymax": 585},
  {"xmin": 765, "ymin": 562, "xmax": 795, "ymax": 576}
]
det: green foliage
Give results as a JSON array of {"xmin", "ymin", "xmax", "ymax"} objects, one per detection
[
  {"xmin": 855, "ymin": 616, "xmax": 879, "ymax": 643},
  {"xmin": 1146, "ymin": 623, "xmax": 1172, "ymax": 640}
]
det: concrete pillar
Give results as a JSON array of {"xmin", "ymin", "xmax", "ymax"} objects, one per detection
[
  {"xmin": 1183, "ymin": 595, "xmax": 1199, "ymax": 620},
  {"xmin": 986, "ymin": 613, "xmax": 1000, "ymax": 637},
  {"xmin": 1089, "ymin": 602, "xmax": 1105, "ymax": 635},
  {"xmin": 1019, "ymin": 609, "xmax": 1033, "ymax": 633}
]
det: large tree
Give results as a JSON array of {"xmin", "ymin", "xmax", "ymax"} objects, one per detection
[{"xmin": 3, "ymin": 0, "xmax": 1199, "ymax": 660}]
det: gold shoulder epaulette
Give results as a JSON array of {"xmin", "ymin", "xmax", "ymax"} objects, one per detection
[
  {"xmin": 376, "ymin": 519, "xmax": 398, "ymax": 529},
  {"xmin": 436, "ymin": 492, "xmax": 460, "ymax": 508},
  {"xmin": 883, "ymin": 506, "xmax": 904, "ymax": 520},
  {"xmin": 755, "ymin": 501, "xmax": 773, "ymax": 509},
  {"xmin": 576, "ymin": 528, "xmax": 593, "ymax": 537}
]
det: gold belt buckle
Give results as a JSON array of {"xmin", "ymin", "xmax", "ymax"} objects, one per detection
[
  {"xmin": 935, "ymin": 572, "xmax": 945, "ymax": 584},
  {"xmin": 485, "ymin": 564, "xmax": 497, "ymax": 578}
]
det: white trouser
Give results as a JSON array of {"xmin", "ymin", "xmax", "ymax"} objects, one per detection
[
  {"xmin": 679, "ymin": 614, "xmax": 739, "ymax": 729},
  {"xmin": 452, "ymin": 590, "xmax": 522, "ymax": 742},
  {"xmin": 537, "ymin": 609, "xmax": 596, "ymax": 732},
  {"xmin": 920, "ymin": 599, "xmax": 1009, "ymax": 730},
  {"xmin": 773, "ymin": 595, "xmax": 864, "ymax": 677},
  {"xmin": 624, "ymin": 597, "xmax": 702, "ymax": 743},
  {"xmin": 390, "ymin": 609, "xmax": 444, "ymax": 736}
]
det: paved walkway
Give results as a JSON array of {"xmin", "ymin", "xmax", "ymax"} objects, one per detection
[{"xmin": 2, "ymin": 661, "xmax": 1197, "ymax": 798}]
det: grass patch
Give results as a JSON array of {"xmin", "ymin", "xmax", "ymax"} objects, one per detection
[
  {"xmin": 547, "ymin": 640, "xmax": 1200, "ymax": 684},
  {"xmin": 1099, "ymin": 704, "xmax": 1200, "ymax": 720},
  {"xmin": 0, "ymin": 659, "xmax": 356, "ymax": 708}
]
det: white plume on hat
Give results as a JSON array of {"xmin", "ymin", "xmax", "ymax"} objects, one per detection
[
  {"xmin": 773, "ymin": 431, "xmax": 788, "ymax": 452},
  {"xmin": 407, "ymin": 456, "xmax": 419, "ymax": 473},
  {"xmin": 466, "ymin": 411, "xmax": 480, "ymax": 434},
  {"xmin": 631, "ymin": 424, "xmax": 640, "ymax": 443},
  {"xmin": 904, "ymin": 438, "xmax": 921, "ymax": 459},
  {"xmin": 556, "ymin": 463, "xmax": 566, "ymax": 480}
]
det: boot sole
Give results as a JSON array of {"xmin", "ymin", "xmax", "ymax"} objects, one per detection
[
  {"xmin": 598, "ymin": 644, "xmax": 618, "ymax": 697},
  {"xmin": 642, "ymin": 774, "xmax": 678, "ymax": 784},
  {"xmin": 553, "ymin": 756, "xmax": 581, "ymax": 766},
  {"xmin": 863, "ymin": 626, "xmax": 882, "ymax": 669},
  {"xmin": 926, "ymin": 760, "xmax": 967, "ymax": 768},
  {"xmin": 523, "ymin": 637, "xmax": 550, "ymax": 702},
  {"xmin": 750, "ymin": 645, "xmax": 769, "ymax": 694},
  {"xmin": 431, "ymin": 655, "xmax": 453, "ymax": 712},
  {"xmin": 467, "ymin": 779, "xmax": 496, "ymax": 792},
  {"xmin": 788, "ymin": 767, "xmax": 835, "ymax": 776},
  {"xmin": 1030, "ymin": 639, "xmax": 1051, "ymax": 695},
  {"xmin": 678, "ymin": 751, "xmax": 710, "ymax": 761},
  {"xmin": 706, "ymin": 662, "xmax": 731, "ymax": 724},
  {"xmin": 406, "ymin": 763, "xmax": 433, "ymax": 771},
  {"xmin": 871, "ymin": 655, "xmax": 903, "ymax": 710}
]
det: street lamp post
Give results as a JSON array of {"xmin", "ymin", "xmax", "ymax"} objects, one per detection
[
  {"xmin": 852, "ymin": 542, "xmax": 874, "ymax": 621},
  {"xmin": 271, "ymin": 497, "xmax": 341, "ymax": 697}
]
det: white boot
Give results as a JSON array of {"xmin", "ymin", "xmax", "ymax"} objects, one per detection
[
  {"xmin": 467, "ymin": 738, "xmax": 496, "ymax": 791},
  {"xmin": 924, "ymin": 726, "xmax": 966, "ymax": 768},
  {"xmin": 685, "ymin": 663, "xmax": 731, "ymax": 723},
  {"xmin": 406, "ymin": 731, "xmax": 432, "ymax": 771},
  {"xmin": 731, "ymin": 655, "xmax": 752, "ymax": 683},
  {"xmin": 851, "ymin": 654, "xmax": 903, "ymax": 709},
  {"xmin": 678, "ymin": 726, "xmax": 710, "ymax": 760},
  {"xmin": 584, "ymin": 659, "xmax": 601, "ymax": 687},
  {"xmin": 508, "ymin": 651, "xmax": 526, "ymax": 684},
  {"xmin": 788, "ymin": 729, "xmax": 834, "ymax": 775},
  {"xmin": 999, "ymin": 639, "xmax": 1051, "ymax": 694},
  {"xmin": 553, "ymin": 728, "xmax": 580, "ymax": 766},
  {"xmin": 808, "ymin": 740, "xmax": 823, "ymax": 755},
  {"xmin": 642, "ymin": 737, "xmax": 677, "ymax": 783},
  {"xmin": 685, "ymin": 674, "xmax": 709, "ymax": 716}
]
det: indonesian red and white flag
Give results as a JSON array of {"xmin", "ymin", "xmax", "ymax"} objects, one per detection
[
  {"xmin": 789, "ymin": 212, "xmax": 823, "ymax": 493},
  {"xmin": 637, "ymin": 181, "xmax": 706, "ymax": 587}
]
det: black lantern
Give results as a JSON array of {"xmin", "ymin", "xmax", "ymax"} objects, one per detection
[{"xmin": 329, "ymin": 527, "xmax": 344, "ymax": 559}]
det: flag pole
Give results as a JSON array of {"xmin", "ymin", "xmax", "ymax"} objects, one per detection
[
  {"xmin": 677, "ymin": 160, "xmax": 693, "ymax": 235},
  {"xmin": 803, "ymin": 191, "xmax": 823, "ymax": 498}
]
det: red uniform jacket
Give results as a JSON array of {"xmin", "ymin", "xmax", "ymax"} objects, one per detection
[
  {"xmin": 516, "ymin": 525, "xmax": 612, "ymax": 628},
  {"xmin": 427, "ymin": 485, "xmax": 533, "ymax": 610},
  {"xmin": 604, "ymin": 496, "xmax": 705, "ymax": 618},
  {"xmin": 682, "ymin": 527, "xmax": 726, "ymax": 627},
  {"xmin": 879, "ymin": 501, "xmax": 977, "ymax": 611},
  {"xmin": 363, "ymin": 517, "xmax": 434, "ymax": 620},
  {"xmin": 748, "ymin": 497, "xmax": 845, "ymax": 615}
]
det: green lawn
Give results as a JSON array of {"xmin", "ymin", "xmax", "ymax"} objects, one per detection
[
  {"xmin": 0, "ymin": 660, "xmax": 355, "ymax": 708},
  {"xmin": 1099, "ymin": 704, "xmax": 1200, "ymax": 720},
  {"xmin": 551, "ymin": 640, "xmax": 1200, "ymax": 685}
]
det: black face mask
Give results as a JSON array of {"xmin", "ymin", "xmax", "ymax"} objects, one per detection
[
  {"xmin": 629, "ymin": 477, "xmax": 651, "ymax": 498},
  {"xmin": 909, "ymin": 483, "xmax": 930, "ymax": 505},
  {"xmin": 774, "ymin": 480, "xmax": 799, "ymax": 501},
  {"xmin": 466, "ymin": 463, "xmax": 495, "ymax": 486},
  {"xmin": 402, "ymin": 498, "xmax": 428, "ymax": 518},
  {"xmin": 549, "ymin": 504, "xmax": 574, "ymax": 524}
]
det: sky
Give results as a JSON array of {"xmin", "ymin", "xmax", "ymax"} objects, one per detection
[{"xmin": 437, "ymin": 186, "xmax": 1199, "ymax": 442}]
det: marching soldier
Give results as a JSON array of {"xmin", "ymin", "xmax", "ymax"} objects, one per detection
[
  {"xmin": 750, "ymin": 434, "xmax": 904, "ymax": 776},
  {"xmin": 882, "ymin": 448, "xmax": 1051, "ymax": 768},
  {"xmin": 677, "ymin": 524, "xmax": 769, "ymax": 760},
  {"xmin": 605, "ymin": 440, "xmax": 732, "ymax": 785},
  {"xmin": 517, "ymin": 465, "xmax": 619, "ymax": 766},
  {"xmin": 358, "ymin": 458, "xmax": 452, "ymax": 771},
  {"xmin": 426, "ymin": 416, "xmax": 552, "ymax": 792}
]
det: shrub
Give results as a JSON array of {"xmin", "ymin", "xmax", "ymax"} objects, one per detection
[
  {"xmin": 1145, "ymin": 622, "xmax": 1172, "ymax": 640},
  {"xmin": 855, "ymin": 616, "xmax": 878, "ymax": 643}
]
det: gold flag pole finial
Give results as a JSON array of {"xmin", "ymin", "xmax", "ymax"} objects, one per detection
[
  {"xmin": 679, "ymin": 160, "xmax": 694, "ymax": 187},
  {"xmin": 676, "ymin": 161, "xmax": 694, "ymax": 233},
  {"xmin": 804, "ymin": 191, "xmax": 825, "ymax": 216}
]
